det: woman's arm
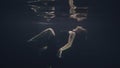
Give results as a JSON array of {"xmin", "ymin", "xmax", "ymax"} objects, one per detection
[
  {"xmin": 69, "ymin": 0, "xmax": 76, "ymax": 14},
  {"xmin": 58, "ymin": 31, "xmax": 76, "ymax": 58},
  {"xmin": 61, "ymin": 31, "xmax": 75, "ymax": 50}
]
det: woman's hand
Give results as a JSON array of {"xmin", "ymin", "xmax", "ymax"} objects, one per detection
[{"xmin": 58, "ymin": 48, "xmax": 63, "ymax": 58}]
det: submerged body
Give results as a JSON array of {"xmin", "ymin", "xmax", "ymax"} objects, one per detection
[{"xmin": 28, "ymin": 26, "xmax": 87, "ymax": 58}]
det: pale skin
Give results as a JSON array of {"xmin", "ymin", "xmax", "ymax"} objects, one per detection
[
  {"xmin": 27, "ymin": 0, "xmax": 88, "ymax": 68},
  {"xmin": 69, "ymin": 0, "xmax": 76, "ymax": 14},
  {"xmin": 58, "ymin": 26, "xmax": 87, "ymax": 58},
  {"xmin": 68, "ymin": 0, "xmax": 88, "ymax": 21},
  {"xmin": 28, "ymin": 26, "xmax": 86, "ymax": 58},
  {"xmin": 58, "ymin": 31, "xmax": 76, "ymax": 58},
  {"xmin": 28, "ymin": 0, "xmax": 86, "ymax": 58},
  {"xmin": 28, "ymin": 28, "xmax": 55, "ymax": 42}
]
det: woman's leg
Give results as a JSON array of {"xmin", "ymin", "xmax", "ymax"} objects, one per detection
[
  {"xmin": 28, "ymin": 28, "xmax": 55, "ymax": 42},
  {"xmin": 27, "ymin": 28, "xmax": 56, "ymax": 49}
]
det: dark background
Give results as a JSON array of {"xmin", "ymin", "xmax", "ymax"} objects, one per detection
[{"xmin": 0, "ymin": 0, "xmax": 119, "ymax": 68}]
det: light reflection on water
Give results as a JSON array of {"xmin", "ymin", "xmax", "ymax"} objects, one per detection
[{"xmin": 27, "ymin": 0, "xmax": 88, "ymax": 22}]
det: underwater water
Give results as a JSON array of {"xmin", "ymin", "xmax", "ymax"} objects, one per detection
[{"xmin": 1, "ymin": 0, "xmax": 119, "ymax": 68}]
